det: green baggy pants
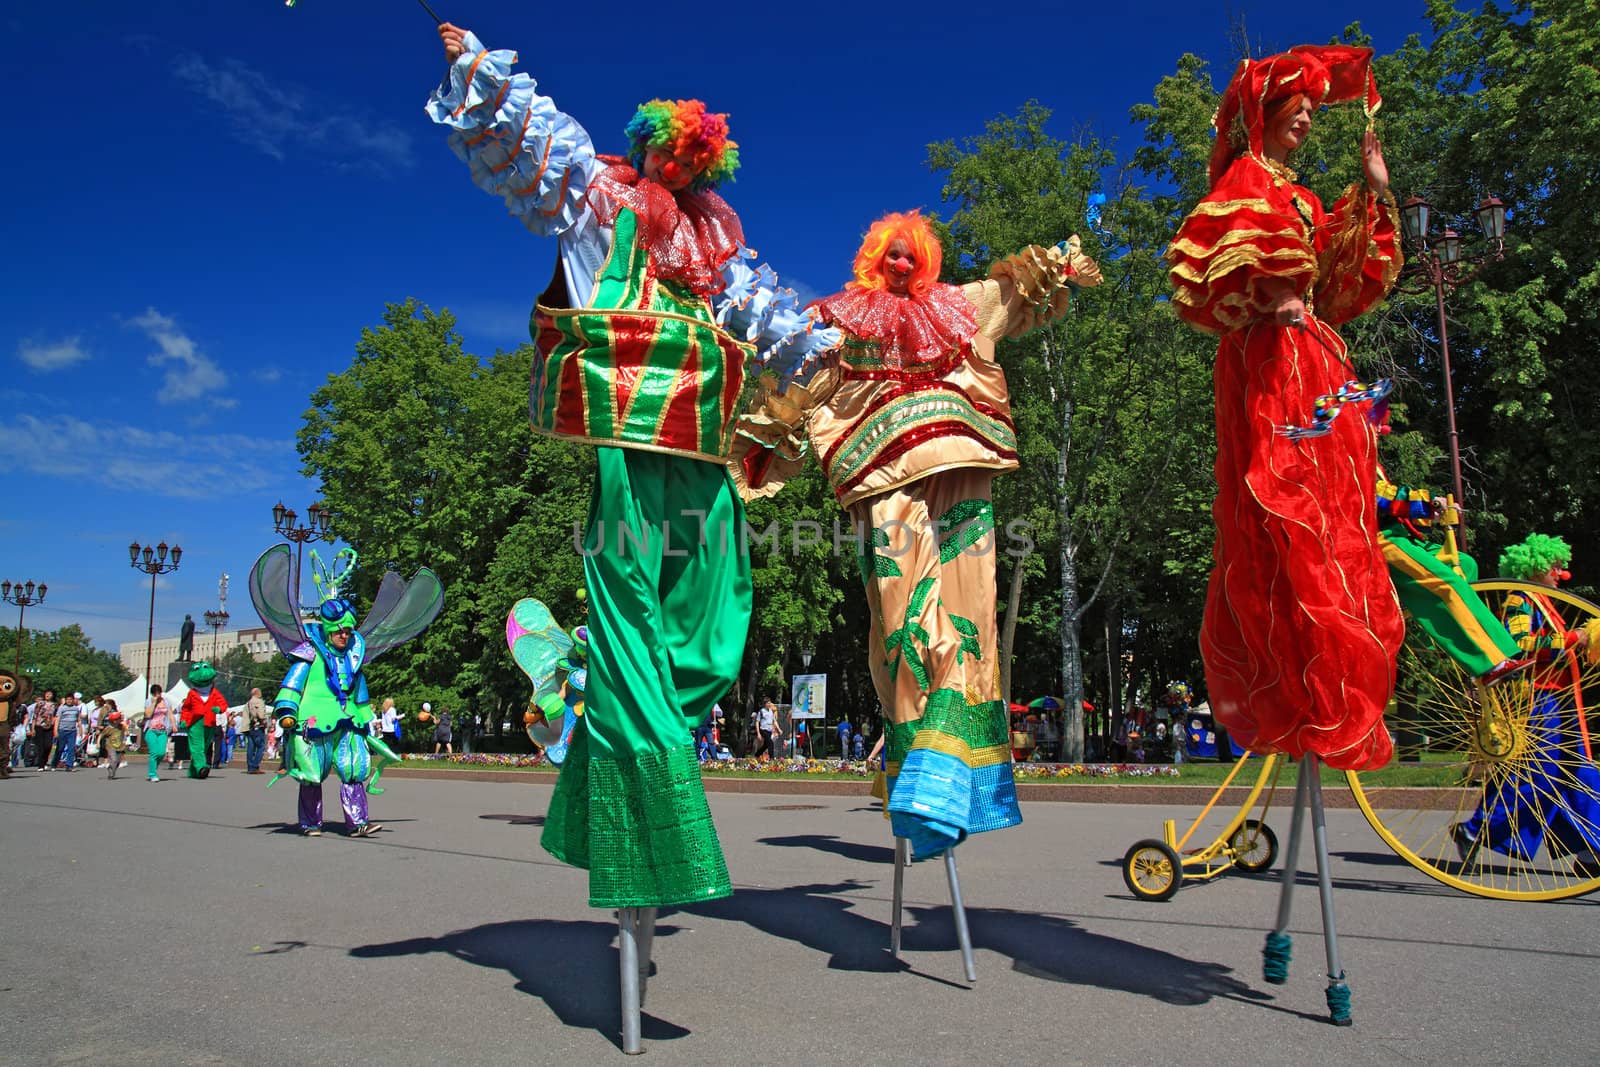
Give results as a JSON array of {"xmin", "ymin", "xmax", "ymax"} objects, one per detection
[{"xmin": 542, "ymin": 447, "xmax": 749, "ymax": 907}]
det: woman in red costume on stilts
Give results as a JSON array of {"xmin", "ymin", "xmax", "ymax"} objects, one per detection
[{"xmin": 1168, "ymin": 46, "xmax": 1404, "ymax": 770}]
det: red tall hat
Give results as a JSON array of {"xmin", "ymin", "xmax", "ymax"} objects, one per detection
[{"xmin": 1208, "ymin": 45, "xmax": 1382, "ymax": 187}]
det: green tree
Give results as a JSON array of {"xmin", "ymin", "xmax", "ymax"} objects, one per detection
[
  {"xmin": 930, "ymin": 103, "xmax": 1215, "ymax": 760},
  {"xmin": 211, "ymin": 644, "xmax": 288, "ymax": 703},
  {"xmin": 1, "ymin": 625, "xmax": 133, "ymax": 701}
]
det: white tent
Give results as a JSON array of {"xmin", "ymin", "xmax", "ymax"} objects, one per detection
[{"xmin": 99, "ymin": 675, "xmax": 151, "ymax": 721}]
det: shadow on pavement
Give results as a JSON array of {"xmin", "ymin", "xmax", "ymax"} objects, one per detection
[
  {"xmin": 757, "ymin": 833, "xmax": 895, "ymax": 865},
  {"xmin": 349, "ymin": 919, "xmax": 687, "ymax": 1050},
  {"xmin": 685, "ymin": 881, "xmax": 1269, "ymax": 1009},
  {"xmin": 480, "ymin": 812, "xmax": 546, "ymax": 826}
]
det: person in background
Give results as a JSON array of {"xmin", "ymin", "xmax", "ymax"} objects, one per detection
[
  {"xmin": 244, "ymin": 688, "xmax": 270, "ymax": 775},
  {"xmin": 80, "ymin": 695, "xmax": 102, "ymax": 766},
  {"xmin": 143, "ymin": 685, "xmax": 173, "ymax": 783},
  {"xmin": 836, "ymin": 716, "xmax": 853, "ymax": 760},
  {"xmin": 8, "ymin": 716, "xmax": 25, "ymax": 770},
  {"xmin": 29, "ymin": 690, "xmax": 56, "ymax": 768},
  {"xmin": 218, "ymin": 706, "xmax": 239, "ymax": 766},
  {"xmin": 852, "ymin": 731, "xmax": 865, "ymax": 761},
  {"xmin": 432, "ymin": 705, "xmax": 453, "ymax": 756},
  {"xmin": 379, "ymin": 697, "xmax": 404, "ymax": 754},
  {"xmin": 52, "ymin": 692, "xmax": 84, "ymax": 771},
  {"xmin": 96, "ymin": 703, "xmax": 127, "ymax": 780},
  {"xmin": 754, "ymin": 699, "xmax": 782, "ymax": 760}
]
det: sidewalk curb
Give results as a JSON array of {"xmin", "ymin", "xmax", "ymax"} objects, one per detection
[{"xmin": 376, "ymin": 766, "xmax": 1412, "ymax": 808}]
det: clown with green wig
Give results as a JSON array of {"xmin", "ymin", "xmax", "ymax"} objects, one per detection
[
  {"xmin": 248, "ymin": 546, "xmax": 443, "ymax": 838},
  {"xmin": 428, "ymin": 22, "xmax": 839, "ymax": 909},
  {"xmin": 178, "ymin": 663, "xmax": 228, "ymax": 779},
  {"xmin": 1451, "ymin": 533, "xmax": 1600, "ymax": 873}
]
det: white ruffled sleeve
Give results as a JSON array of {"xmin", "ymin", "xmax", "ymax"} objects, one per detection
[
  {"xmin": 713, "ymin": 251, "xmax": 841, "ymax": 389},
  {"xmin": 425, "ymin": 32, "xmax": 597, "ymax": 237}
]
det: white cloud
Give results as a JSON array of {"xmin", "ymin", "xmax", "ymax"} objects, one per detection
[
  {"xmin": 251, "ymin": 367, "xmax": 284, "ymax": 384},
  {"xmin": 0, "ymin": 413, "xmax": 292, "ymax": 499},
  {"xmin": 129, "ymin": 307, "xmax": 234, "ymax": 406},
  {"xmin": 173, "ymin": 54, "xmax": 415, "ymax": 173},
  {"xmin": 17, "ymin": 336, "xmax": 90, "ymax": 371}
]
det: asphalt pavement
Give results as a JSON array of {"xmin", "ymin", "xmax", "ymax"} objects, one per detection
[{"xmin": 2, "ymin": 764, "xmax": 1594, "ymax": 1066}]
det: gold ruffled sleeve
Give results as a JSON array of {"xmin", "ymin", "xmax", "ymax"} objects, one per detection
[
  {"xmin": 1167, "ymin": 169, "xmax": 1319, "ymax": 335},
  {"xmin": 965, "ymin": 237, "xmax": 1103, "ymax": 341},
  {"xmin": 725, "ymin": 366, "xmax": 840, "ymax": 501},
  {"xmin": 1313, "ymin": 184, "xmax": 1403, "ymax": 327}
]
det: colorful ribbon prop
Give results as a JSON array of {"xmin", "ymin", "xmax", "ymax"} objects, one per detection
[{"xmin": 1278, "ymin": 378, "xmax": 1393, "ymax": 441}]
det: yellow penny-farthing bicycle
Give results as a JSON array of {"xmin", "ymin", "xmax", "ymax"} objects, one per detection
[{"xmin": 1123, "ymin": 502, "xmax": 1600, "ymax": 903}]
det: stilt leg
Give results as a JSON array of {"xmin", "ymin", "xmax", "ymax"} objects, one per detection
[
  {"xmin": 890, "ymin": 837, "xmax": 907, "ymax": 958},
  {"xmin": 943, "ymin": 847, "xmax": 977, "ymax": 984},
  {"xmin": 1264, "ymin": 756, "xmax": 1312, "ymax": 984},
  {"xmin": 1307, "ymin": 761, "xmax": 1353, "ymax": 1026},
  {"xmin": 636, "ymin": 907, "xmax": 657, "ymax": 1009},
  {"xmin": 619, "ymin": 908, "xmax": 642, "ymax": 1054}
]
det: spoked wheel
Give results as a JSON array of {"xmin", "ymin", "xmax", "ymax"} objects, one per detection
[
  {"xmin": 1228, "ymin": 818, "xmax": 1279, "ymax": 874},
  {"xmin": 1348, "ymin": 580, "xmax": 1600, "ymax": 900},
  {"xmin": 1122, "ymin": 839, "xmax": 1183, "ymax": 901}
]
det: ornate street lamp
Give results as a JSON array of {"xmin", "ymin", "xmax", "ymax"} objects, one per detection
[
  {"xmin": 203, "ymin": 608, "xmax": 230, "ymax": 659},
  {"xmin": 130, "ymin": 541, "xmax": 181, "ymax": 698},
  {"xmin": 2, "ymin": 579, "xmax": 47, "ymax": 678},
  {"xmin": 272, "ymin": 500, "xmax": 335, "ymax": 613},
  {"xmin": 1394, "ymin": 192, "xmax": 1510, "ymax": 546}
]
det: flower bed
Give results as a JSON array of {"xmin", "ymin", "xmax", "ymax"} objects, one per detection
[{"xmin": 397, "ymin": 752, "xmax": 1183, "ymax": 781}]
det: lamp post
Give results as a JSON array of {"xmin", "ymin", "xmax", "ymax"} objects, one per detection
[
  {"xmin": 1396, "ymin": 193, "xmax": 1508, "ymax": 545},
  {"xmin": 272, "ymin": 500, "xmax": 334, "ymax": 612},
  {"xmin": 2, "ymin": 579, "xmax": 47, "ymax": 678},
  {"xmin": 129, "ymin": 541, "xmax": 182, "ymax": 698},
  {"xmin": 203, "ymin": 609, "xmax": 230, "ymax": 660}
]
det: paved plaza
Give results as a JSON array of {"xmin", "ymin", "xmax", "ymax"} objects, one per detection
[{"xmin": 2, "ymin": 767, "xmax": 1594, "ymax": 1065}]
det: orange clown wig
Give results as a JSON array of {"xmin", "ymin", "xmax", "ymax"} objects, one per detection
[
  {"xmin": 849, "ymin": 211, "xmax": 943, "ymax": 298},
  {"xmin": 624, "ymin": 99, "xmax": 740, "ymax": 190}
]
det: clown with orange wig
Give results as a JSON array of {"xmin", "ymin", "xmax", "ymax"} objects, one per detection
[
  {"xmin": 732, "ymin": 211, "xmax": 1100, "ymax": 858},
  {"xmin": 427, "ymin": 24, "xmax": 839, "ymax": 914}
]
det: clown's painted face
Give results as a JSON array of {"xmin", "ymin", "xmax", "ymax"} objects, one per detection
[
  {"xmin": 643, "ymin": 146, "xmax": 698, "ymax": 192},
  {"xmin": 882, "ymin": 239, "xmax": 917, "ymax": 296},
  {"xmin": 1533, "ymin": 563, "xmax": 1572, "ymax": 588}
]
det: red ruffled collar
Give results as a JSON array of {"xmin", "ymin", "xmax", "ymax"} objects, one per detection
[
  {"xmin": 812, "ymin": 283, "xmax": 976, "ymax": 371},
  {"xmin": 587, "ymin": 158, "xmax": 744, "ymax": 296}
]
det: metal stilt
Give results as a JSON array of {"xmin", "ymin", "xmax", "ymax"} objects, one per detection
[
  {"xmin": 943, "ymin": 848, "xmax": 977, "ymax": 984},
  {"xmin": 1263, "ymin": 756, "xmax": 1312, "ymax": 984},
  {"xmin": 618, "ymin": 908, "xmax": 643, "ymax": 1054},
  {"xmin": 889, "ymin": 837, "xmax": 907, "ymax": 957},
  {"xmin": 1307, "ymin": 761, "xmax": 1353, "ymax": 1025},
  {"xmin": 636, "ymin": 907, "xmax": 657, "ymax": 1009}
]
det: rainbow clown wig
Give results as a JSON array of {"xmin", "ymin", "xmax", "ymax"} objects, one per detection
[
  {"xmin": 624, "ymin": 99, "xmax": 740, "ymax": 190},
  {"xmin": 1498, "ymin": 533, "xmax": 1573, "ymax": 581},
  {"xmin": 849, "ymin": 211, "xmax": 943, "ymax": 298}
]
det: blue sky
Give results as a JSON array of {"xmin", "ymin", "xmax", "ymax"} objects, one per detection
[{"xmin": 1, "ymin": 0, "xmax": 1437, "ymax": 656}]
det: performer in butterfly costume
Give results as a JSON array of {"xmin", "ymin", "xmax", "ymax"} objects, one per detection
[
  {"xmin": 249, "ymin": 546, "xmax": 444, "ymax": 837},
  {"xmin": 505, "ymin": 596, "xmax": 587, "ymax": 766},
  {"xmin": 730, "ymin": 211, "xmax": 1100, "ymax": 858}
]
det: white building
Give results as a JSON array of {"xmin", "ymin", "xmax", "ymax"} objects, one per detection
[{"xmin": 120, "ymin": 626, "xmax": 280, "ymax": 673}]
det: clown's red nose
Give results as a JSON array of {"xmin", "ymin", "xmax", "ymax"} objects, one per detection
[{"xmin": 662, "ymin": 160, "xmax": 683, "ymax": 181}]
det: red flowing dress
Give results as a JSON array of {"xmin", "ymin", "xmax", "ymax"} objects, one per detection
[{"xmin": 1169, "ymin": 155, "xmax": 1404, "ymax": 770}]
